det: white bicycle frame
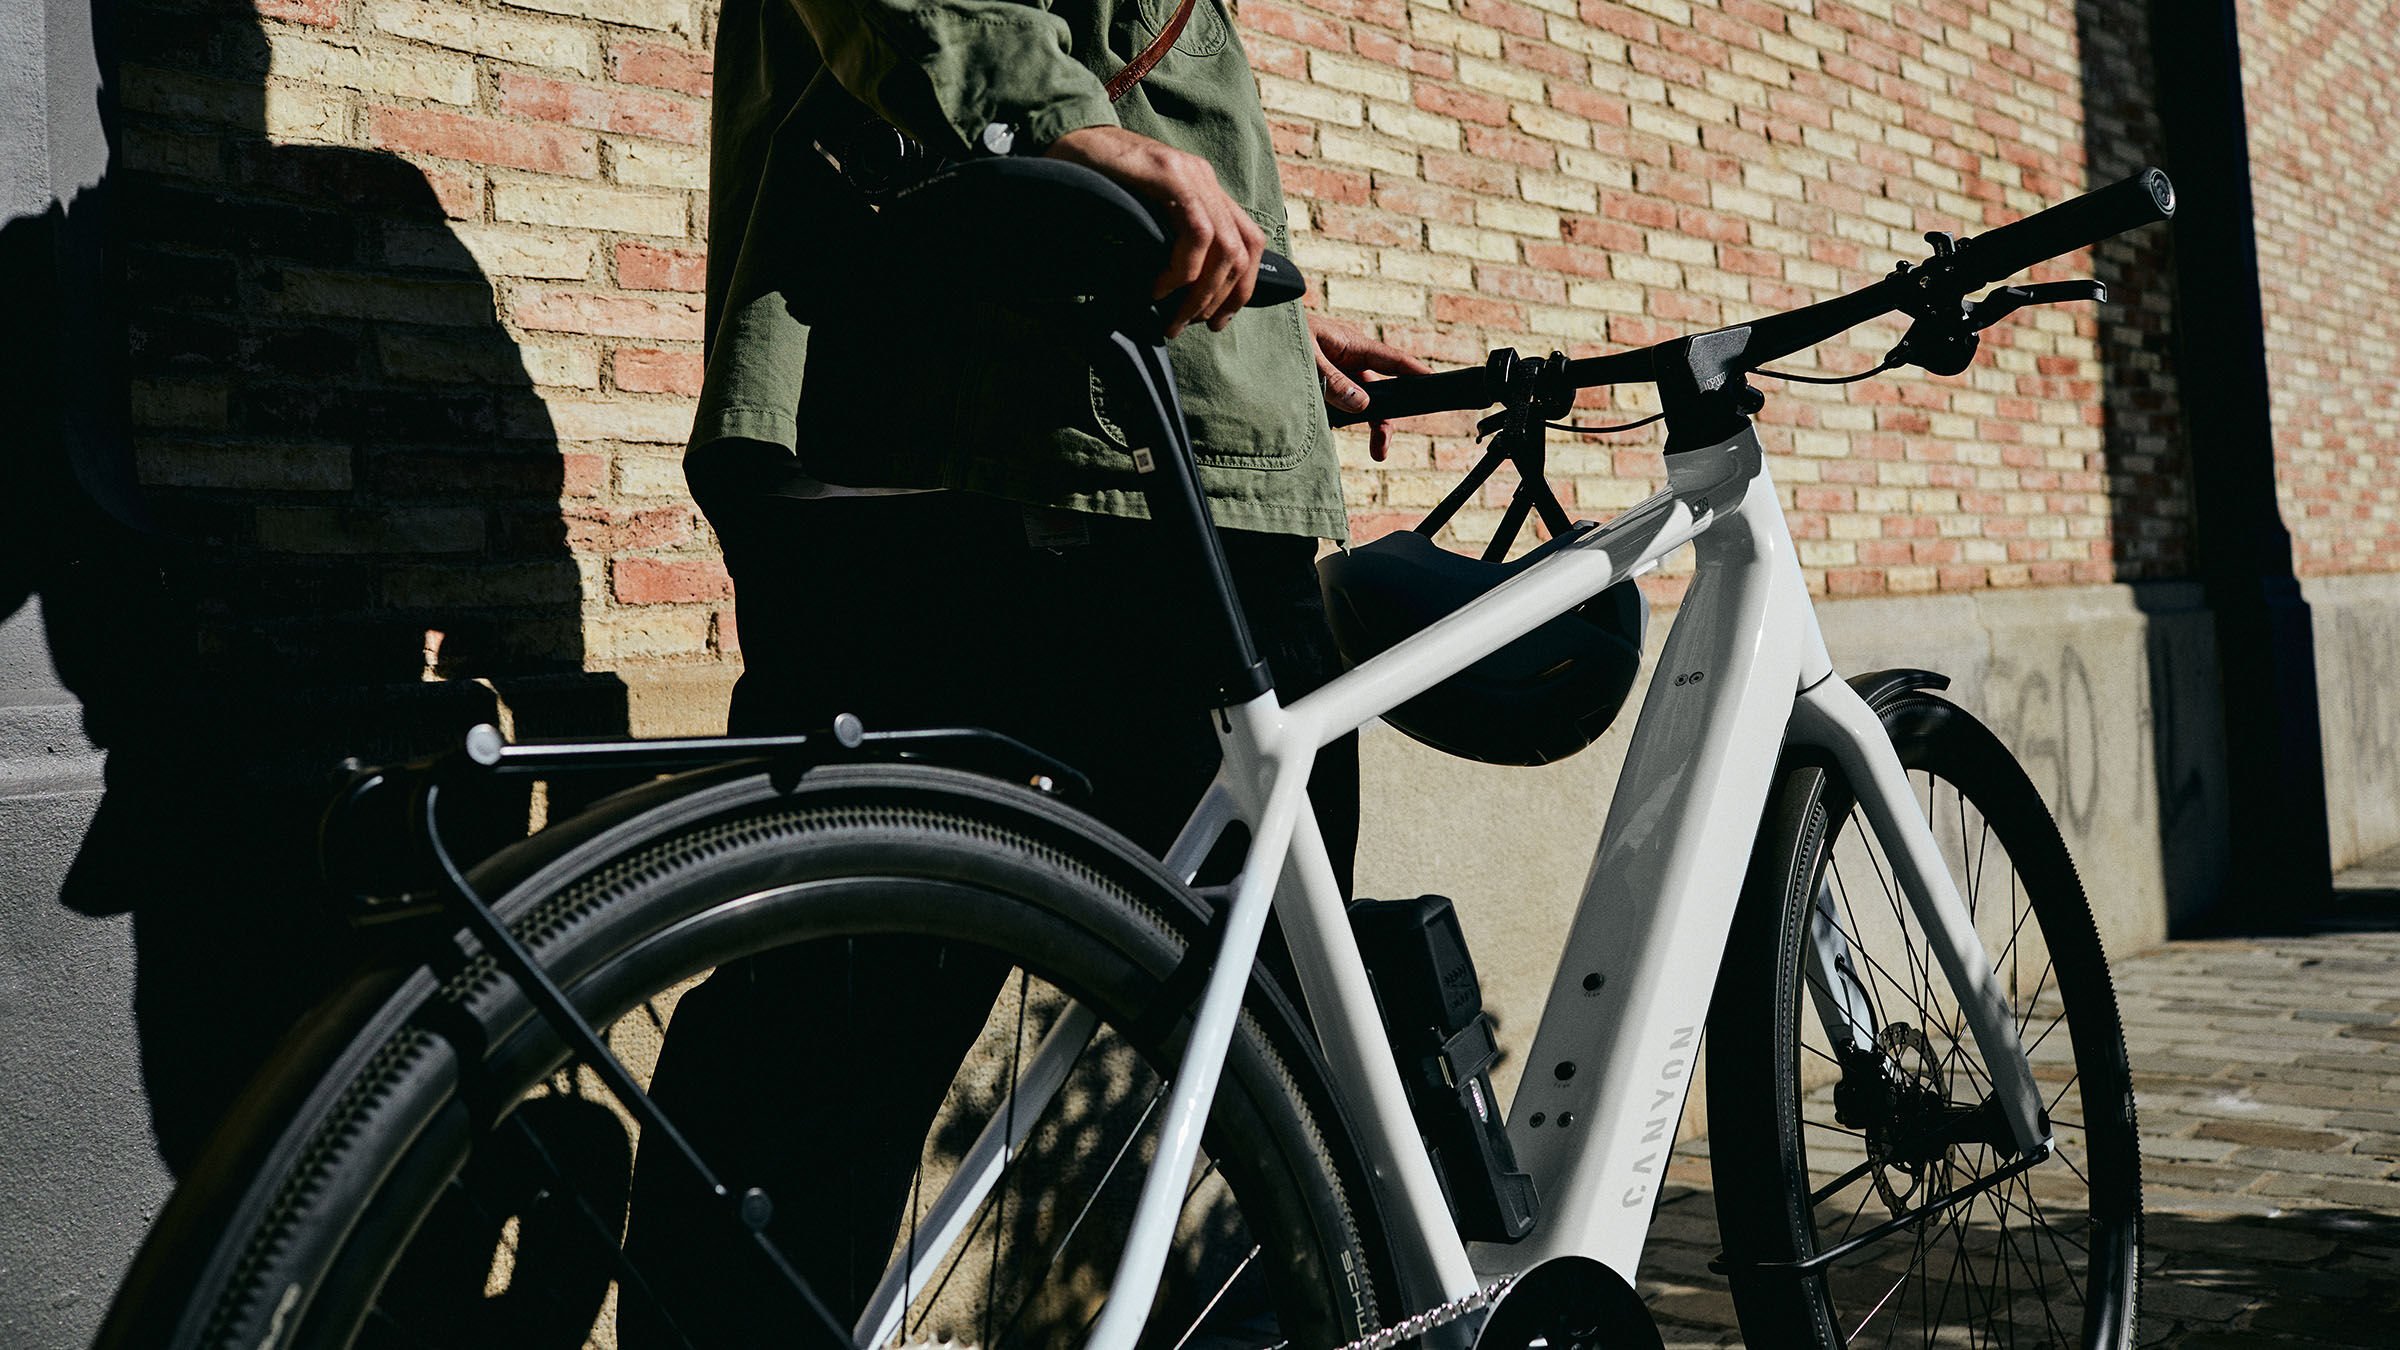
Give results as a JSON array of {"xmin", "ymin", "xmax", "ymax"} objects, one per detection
[{"xmin": 852, "ymin": 422, "xmax": 2053, "ymax": 1350}]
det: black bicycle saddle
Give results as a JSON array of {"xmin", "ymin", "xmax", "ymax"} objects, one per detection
[{"xmin": 871, "ymin": 156, "xmax": 1303, "ymax": 322}]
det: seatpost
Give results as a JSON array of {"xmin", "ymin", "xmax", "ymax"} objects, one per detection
[{"xmin": 1092, "ymin": 327, "xmax": 1275, "ymax": 708}]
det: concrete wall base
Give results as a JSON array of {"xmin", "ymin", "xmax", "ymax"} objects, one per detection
[{"xmin": 2302, "ymin": 571, "xmax": 2400, "ymax": 872}]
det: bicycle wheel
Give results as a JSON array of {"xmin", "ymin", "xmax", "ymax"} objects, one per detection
[
  {"xmin": 1707, "ymin": 688, "xmax": 2141, "ymax": 1348},
  {"xmin": 99, "ymin": 764, "xmax": 1391, "ymax": 1350}
]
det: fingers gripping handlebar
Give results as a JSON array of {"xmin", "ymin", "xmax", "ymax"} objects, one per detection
[{"xmin": 1329, "ymin": 168, "xmax": 2176, "ymax": 428}]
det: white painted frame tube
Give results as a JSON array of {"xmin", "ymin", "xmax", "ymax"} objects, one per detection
[{"xmin": 863, "ymin": 424, "xmax": 2049, "ymax": 1347}]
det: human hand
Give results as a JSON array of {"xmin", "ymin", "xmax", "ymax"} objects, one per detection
[
  {"xmin": 1045, "ymin": 125, "xmax": 1265, "ymax": 338},
  {"xmin": 1310, "ymin": 316, "xmax": 1432, "ymax": 462}
]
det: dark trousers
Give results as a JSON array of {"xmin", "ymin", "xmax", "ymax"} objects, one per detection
[{"xmin": 620, "ymin": 465, "xmax": 1359, "ymax": 1342}]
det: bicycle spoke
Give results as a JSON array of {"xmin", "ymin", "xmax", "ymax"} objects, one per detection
[
  {"xmin": 986, "ymin": 968, "xmax": 1034, "ymax": 1350},
  {"xmin": 1168, "ymin": 1244, "xmax": 1264, "ymax": 1350},
  {"xmin": 991, "ymin": 1087, "xmax": 1167, "ymax": 1350}
]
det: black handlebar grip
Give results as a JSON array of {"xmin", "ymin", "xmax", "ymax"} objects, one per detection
[
  {"xmin": 1325, "ymin": 364, "xmax": 1493, "ymax": 428},
  {"xmin": 1960, "ymin": 167, "xmax": 2175, "ymax": 287},
  {"xmin": 1249, "ymin": 249, "xmax": 1306, "ymax": 309}
]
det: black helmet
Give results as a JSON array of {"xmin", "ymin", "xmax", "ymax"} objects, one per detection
[{"xmin": 1318, "ymin": 528, "xmax": 1647, "ymax": 765}]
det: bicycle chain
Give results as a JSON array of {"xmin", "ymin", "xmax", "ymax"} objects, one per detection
[{"xmin": 1320, "ymin": 1273, "xmax": 1517, "ymax": 1350}]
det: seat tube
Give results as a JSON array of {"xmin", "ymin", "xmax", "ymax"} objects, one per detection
[{"xmin": 1095, "ymin": 329, "xmax": 1274, "ymax": 707}]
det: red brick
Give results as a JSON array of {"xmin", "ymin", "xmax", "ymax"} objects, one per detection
[
  {"xmin": 1463, "ymin": 125, "xmax": 1555, "ymax": 170},
  {"xmin": 614, "ymin": 347, "xmax": 704, "ymax": 395},
  {"xmin": 370, "ymin": 107, "xmax": 598, "ymax": 177},
  {"xmin": 564, "ymin": 505, "xmax": 700, "ymax": 553},
  {"xmin": 1460, "ymin": 0, "xmax": 1546, "ymax": 39},
  {"xmin": 611, "ymin": 40, "xmax": 714, "ymax": 96},
  {"xmin": 1431, "ymin": 292, "xmax": 1524, "ymax": 327},
  {"xmin": 1418, "ymin": 85, "xmax": 1511, "ymax": 128},
  {"xmin": 614, "ymin": 556, "xmax": 731, "ymax": 604},
  {"xmin": 498, "ymin": 72, "xmax": 706, "ymax": 146},
  {"xmin": 258, "ymin": 0, "xmax": 342, "ymax": 26},
  {"xmin": 616, "ymin": 241, "xmax": 705, "ymax": 292},
  {"xmin": 1425, "ymin": 151, "xmax": 1516, "ymax": 194},
  {"xmin": 1282, "ymin": 162, "xmax": 1371, "ymax": 206},
  {"xmin": 1243, "ymin": 0, "xmax": 1349, "ymax": 51}
]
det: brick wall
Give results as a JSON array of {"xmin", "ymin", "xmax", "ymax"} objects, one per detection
[
  {"xmin": 1269, "ymin": 0, "xmax": 2187, "ymax": 598},
  {"xmin": 122, "ymin": 0, "xmax": 2215, "ymax": 701},
  {"xmin": 122, "ymin": 0, "xmax": 725, "ymax": 695},
  {"xmin": 2238, "ymin": 0, "xmax": 2400, "ymax": 578}
]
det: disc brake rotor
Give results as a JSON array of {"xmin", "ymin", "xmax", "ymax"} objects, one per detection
[{"xmin": 1870, "ymin": 1022, "xmax": 1943, "ymax": 1210}]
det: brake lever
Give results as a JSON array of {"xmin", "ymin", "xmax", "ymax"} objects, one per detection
[{"xmin": 1964, "ymin": 279, "xmax": 2107, "ymax": 333}]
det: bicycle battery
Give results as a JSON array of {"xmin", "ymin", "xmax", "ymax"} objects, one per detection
[{"xmin": 1349, "ymin": 894, "xmax": 1539, "ymax": 1241}]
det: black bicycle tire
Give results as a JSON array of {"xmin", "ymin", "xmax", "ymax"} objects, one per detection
[
  {"xmin": 1706, "ymin": 691, "xmax": 2142, "ymax": 1348},
  {"xmin": 97, "ymin": 764, "xmax": 1393, "ymax": 1350}
]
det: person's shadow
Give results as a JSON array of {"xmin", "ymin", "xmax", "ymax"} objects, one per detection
[{"xmin": 3, "ymin": 3, "xmax": 625, "ymax": 1176}]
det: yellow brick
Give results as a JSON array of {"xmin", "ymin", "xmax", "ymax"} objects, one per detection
[
  {"xmin": 494, "ymin": 181, "xmax": 687, "ymax": 235},
  {"xmin": 1622, "ymin": 0, "xmax": 1692, "ymax": 24},
  {"xmin": 1648, "ymin": 231, "xmax": 1714, "ymax": 266},
  {"xmin": 617, "ymin": 452, "xmax": 693, "ymax": 495},
  {"xmin": 609, "ymin": 137, "xmax": 707, "ymax": 189},
  {"xmin": 1513, "ymin": 102, "xmax": 1589, "ymax": 147},
  {"xmin": 1325, "ymin": 275, "xmax": 1427, "ymax": 317},
  {"xmin": 522, "ymin": 343, "xmax": 603, "ymax": 388},
  {"xmin": 266, "ymin": 32, "xmax": 476, "ymax": 105},
  {"xmin": 588, "ymin": 611, "xmax": 714, "ymax": 663},
  {"xmin": 1378, "ymin": 249, "xmax": 1472, "ymax": 287},
  {"xmin": 368, "ymin": 0, "xmax": 600, "ymax": 74},
  {"xmin": 1473, "ymin": 197, "xmax": 1560, "ymax": 237},
  {"xmin": 1521, "ymin": 305, "xmax": 1611, "ymax": 342},
  {"xmin": 1426, "ymin": 223, "xmax": 1520, "ymax": 262},
  {"xmin": 1411, "ymin": 8, "xmax": 1503, "ymax": 58},
  {"xmin": 1566, "ymin": 278, "xmax": 1642, "ymax": 311},
  {"xmin": 1555, "ymin": 149, "xmax": 1634, "ymax": 189},
  {"xmin": 1312, "ymin": 52, "xmax": 1412, "ymax": 102},
  {"xmin": 1628, "ymin": 103, "xmax": 1699, "ymax": 145},
  {"xmin": 1521, "ymin": 171, "xmax": 1597, "ymax": 212},
  {"xmin": 1259, "ymin": 74, "xmax": 1363, "ymax": 126},
  {"xmin": 1459, "ymin": 55, "xmax": 1545, "ymax": 101},
  {"xmin": 1611, "ymin": 253, "xmax": 1681, "ymax": 288},
  {"xmin": 390, "ymin": 223, "xmax": 597, "ymax": 279},
  {"xmin": 543, "ymin": 397, "xmax": 697, "ymax": 444},
  {"xmin": 1320, "ymin": 128, "xmax": 1419, "ymax": 175},
  {"xmin": 263, "ymin": 81, "xmax": 347, "ymax": 142},
  {"xmin": 501, "ymin": 0, "xmax": 692, "ymax": 34},
  {"xmin": 1369, "ymin": 101, "xmax": 1461, "ymax": 150},
  {"xmin": 1293, "ymin": 235, "xmax": 1374, "ymax": 277},
  {"xmin": 1546, "ymin": 18, "xmax": 1627, "ymax": 60}
]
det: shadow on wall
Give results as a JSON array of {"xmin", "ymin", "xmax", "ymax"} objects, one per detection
[
  {"xmin": 1, "ymin": 3, "xmax": 624, "ymax": 1175},
  {"xmin": 2072, "ymin": 0, "xmax": 2235, "ymax": 932}
]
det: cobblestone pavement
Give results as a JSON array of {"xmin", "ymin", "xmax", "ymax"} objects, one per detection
[{"xmin": 1631, "ymin": 893, "xmax": 2400, "ymax": 1347}]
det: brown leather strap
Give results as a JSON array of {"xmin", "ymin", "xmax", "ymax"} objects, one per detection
[{"xmin": 1104, "ymin": 0, "xmax": 1200, "ymax": 101}]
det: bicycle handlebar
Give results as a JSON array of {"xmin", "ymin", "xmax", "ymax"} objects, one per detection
[
  {"xmin": 1328, "ymin": 168, "xmax": 2176, "ymax": 428},
  {"xmin": 1952, "ymin": 167, "xmax": 2175, "ymax": 290}
]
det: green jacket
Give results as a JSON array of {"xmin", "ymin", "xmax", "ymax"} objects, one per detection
[{"xmin": 696, "ymin": 0, "xmax": 1348, "ymax": 540}]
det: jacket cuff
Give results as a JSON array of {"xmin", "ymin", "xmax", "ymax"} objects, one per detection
[{"xmin": 1015, "ymin": 90, "xmax": 1118, "ymax": 154}]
